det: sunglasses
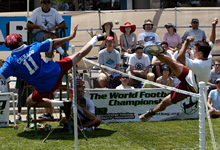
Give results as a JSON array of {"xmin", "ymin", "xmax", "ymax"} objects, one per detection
[
  {"xmin": 166, "ymin": 26, "xmax": 172, "ymax": 28},
  {"xmin": 215, "ymin": 64, "xmax": 220, "ymax": 66},
  {"xmin": 192, "ymin": 22, "xmax": 198, "ymax": 24},
  {"xmin": 122, "ymin": 77, "xmax": 129, "ymax": 79},
  {"xmin": 42, "ymin": 1, "xmax": 51, "ymax": 4}
]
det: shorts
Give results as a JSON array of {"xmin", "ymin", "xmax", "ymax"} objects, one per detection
[
  {"xmin": 33, "ymin": 31, "xmax": 58, "ymax": 42},
  {"xmin": 32, "ymin": 57, "xmax": 73, "ymax": 102},
  {"xmin": 17, "ymin": 88, "xmax": 27, "ymax": 107},
  {"xmin": 170, "ymin": 66, "xmax": 195, "ymax": 103}
]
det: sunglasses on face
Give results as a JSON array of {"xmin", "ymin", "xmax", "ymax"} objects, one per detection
[
  {"xmin": 192, "ymin": 22, "xmax": 198, "ymax": 24},
  {"xmin": 42, "ymin": 1, "xmax": 51, "ymax": 4},
  {"xmin": 122, "ymin": 77, "xmax": 129, "ymax": 79},
  {"xmin": 215, "ymin": 64, "xmax": 220, "ymax": 66},
  {"xmin": 166, "ymin": 26, "xmax": 172, "ymax": 28}
]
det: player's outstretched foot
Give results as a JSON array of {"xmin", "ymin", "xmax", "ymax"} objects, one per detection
[
  {"xmin": 94, "ymin": 31, "xmax": 107, "ymax": 41},
  {"xmin": 139, "ymin": 109, "xmax": 156, "ymax": 122},
  {"xmin": 62, "ymin": 52, "xmax": 69, "ymax": 58},
  {"xmin": 61, "ymin": 101, "xmax": 72, "ymax": 120},
  {"xmin": 145, "ymin": 45, "xmax": 165, "ymax": 56}
]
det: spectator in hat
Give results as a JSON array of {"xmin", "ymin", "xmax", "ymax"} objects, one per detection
[
  {"xmin": 138, "ymin": 19, "xmax": 160, "ymax": 47},
  {"xmin": 100, "ymin": 20, "xmax": 118, "ymax": 50},
  {"xmin": 208, "ymin": 78, "xmax": 220, "ymax": 118},
  {"xmin": 137, "ymin": 19, "xmax": 161, "ymax": 63},
  {"xmin": 119, "ymin": 22, "xmax": 137, "ymax": 66},
  {"xmin": 127, "ymin": 46, "xmax": 150, "ymax": 88},
  {"xmin": 162, "ymin": 23, "xmax": 182, "ymax": 54},
  {"xmin": 182, "ymin": 18, "xmax": 206, "ymax": 48},
  {"xmin": 156, "ymin": 65, "xmax": 174, "ymax": 87},
  {"xmin": 98, "ymin": 36, "xmax": 121, "ymax": 88}
]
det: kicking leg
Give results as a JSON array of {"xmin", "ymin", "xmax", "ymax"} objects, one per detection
[
  {"xmin": 156, "ymin": 54, "xmax": 183, "ymax": 77},
  {"xmin": 139, "ymin": 94, "xmax": 173, "ymax": 122}
]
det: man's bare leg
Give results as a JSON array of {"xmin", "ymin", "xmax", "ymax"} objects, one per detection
[{"xmin": 153, "ymin": 94, "xmax": 173, "ymax": 113}]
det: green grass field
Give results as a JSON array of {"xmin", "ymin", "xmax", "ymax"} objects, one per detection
[{"xmin": 1, "ymin": 119, "xmax": 220, "ymax": 150}]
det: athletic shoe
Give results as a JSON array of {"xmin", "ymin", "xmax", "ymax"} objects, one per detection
[
  {"xmin": 39, "ymin": 113, "xmax": 54, "ymax": 119},
  {"xmin": 145, "ymin": 45, "xmax": 165, "ymax": 56},
  {"xmin": 61, "ymin": 101, "xmax": 72, "ymax": 120},
  {"xmin": 26, "ymin": 115, "xmax": 33, "ymax": 122},
  {"xmin": 16, "ymin": 115, "xmax": 22, "ymax": 121},
  {"xmin": 94, "ymin": 32, "xmax": 107, "ymax": 41},
  {"xmin": 62, "ymin": 52, "xmax": 69, "ymax": 58},
  {"xmin": 139, "ymin": 109, "xmax": 156, "ymax": 122}
]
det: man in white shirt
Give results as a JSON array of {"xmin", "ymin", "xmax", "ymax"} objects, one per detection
[
  {"xmin": 139, "ymin": 18, "xmax": 218, "ymax": 121},
  {"xmin": 128, "ymin": 46, "xmax": 150, "ymax": 88},
  {"xmin": 26, "ymin": 0, "xmax": 67, "ymax": 61}
]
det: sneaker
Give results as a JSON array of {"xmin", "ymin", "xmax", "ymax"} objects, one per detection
[
  {"xmin": 145, "ymin": 45, "xmax": 165, "ymax": 56},
  {"xmin": 139, "ymin": 109, "xmax": 156, "ymax": 122},
  {"xmin": 61, "ymin": 101, "xmax": 72, "ymax": 120},
  {"xmin": 16, "ymin": 115, "xmax": 22, "ymax": 121},
  {"xmin": 39, "ymin": 113, "xmax": 54, "ymax": 119},
  {"xmin": 62, "ymin": 52, "xmax": 69, "ymax": 58},
  {"xmin": 94, "ymin": 31, "xmax": 107, "ymax": 41},
  {"xmin": 26, "ymin": 116, "xmax": 33, "ymax": 122},
  {"xmin": 38, "ymin": 113, "xmax": 47, "ymax": 119}
]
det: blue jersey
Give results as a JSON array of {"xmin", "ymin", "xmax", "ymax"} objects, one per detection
[{"xmin": 0, "ymin": 39, "xmax": 61, "ymax": 92}]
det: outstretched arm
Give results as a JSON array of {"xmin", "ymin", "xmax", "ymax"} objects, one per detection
[
  {"xmin": 177, "ymin": 36, "xmax": 194, "ymax": 65},
  {"xmin": 209, "ymin": 18, "xmax": 218, "ymax": 44},
  {"xmin": 52, "ymin": 24, "xmax": 78, "ymax": 49}
]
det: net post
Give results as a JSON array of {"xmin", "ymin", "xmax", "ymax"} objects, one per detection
[
  {"xmin": 199, "ymin": 81, "xmax": 206, "ymax": 150},
  {"xmin": 71, "ymin": 45, "xmax": 78, "ymax": 150}
]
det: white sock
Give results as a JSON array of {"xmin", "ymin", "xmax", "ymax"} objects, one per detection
[
  {"xmin": 46, "ymin": 57, "xmax": 52, "ymax": 62},
  {"xmin": 57, "ymin": 47, "xmax": 64, "ymax": 55},
  {"xmin": 51, "ymin": 100, "xmax": 64, "ymax": 107},
  {"xmin": 17, "ymin": 113, "xmax": 21, "ymax": 116},
  {"xmin": 87, "ymin": 36, "xmax": 98, "ymax": 47}
]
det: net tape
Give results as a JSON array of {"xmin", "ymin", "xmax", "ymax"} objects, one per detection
[{"xmin": 83, "ymin": 57, "xmax": 200, "ymax": 98}]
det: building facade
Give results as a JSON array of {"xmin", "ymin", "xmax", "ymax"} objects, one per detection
[{"xmin": 0, "ymin": 0, "xmax": 220, "ymax": 12}]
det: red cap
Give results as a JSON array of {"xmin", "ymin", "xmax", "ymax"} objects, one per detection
[
  {"xmin": 4, "ymin": 33, "xmax": 22, "ymax": 48},
  {"xmin": 106, "ymin": 36, "xmax": 114, "ymax": 41}
]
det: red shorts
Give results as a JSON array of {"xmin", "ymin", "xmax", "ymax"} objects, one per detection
[
  {"xmin": 170, "ymin": 66, "xmax": 194, "ymax": 103},
  {"xmin": 32, "ymin": 57, "xmax": 73, "ymax": 102}
]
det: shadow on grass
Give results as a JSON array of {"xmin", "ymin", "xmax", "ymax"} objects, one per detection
[{"xmin": 17, "ymin": 128, "xmax": 116, "ymax": 140}]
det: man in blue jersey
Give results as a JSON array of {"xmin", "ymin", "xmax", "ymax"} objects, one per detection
[{"xmin": 0, "ymin": 24, "xmax": 105, "ymax": 119}]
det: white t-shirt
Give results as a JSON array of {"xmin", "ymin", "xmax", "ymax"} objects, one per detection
[
  {"xmin": 128, "ymin": 53, "xmax": 150, "ymax": 71},
  {"xmin": 116, "ymin": 84, "xmax": 135, "ymax": 89},
  {"xmin": 172, "ymin": 50, "xmax": 192, "ymax": 64},
  {"xmin": 185, "ymin": 42, "xmax": 213, "ymax": 92},
  {"xmin": 137, "ymin": 32, "xmax": 160, "ymax": 46},
  {"xmin": 77, "ymin": 97, "xmax": 95, "ymax": 120},
  {"xmin": 98, "ymin": 48, "xmax": 121, "ymax": 73},
  {"xmin": 0, "ymin": 77, "xmax": 10, "ymax": 93},
  {"xmin": 28, "ymin": 7, "xmax": 64, "ymax": 32}
]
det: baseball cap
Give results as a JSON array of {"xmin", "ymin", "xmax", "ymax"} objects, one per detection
[
  {"xmin": 215, "ymin": 78, "xmax": 220, "ymax": 83},
  {"xmin": 162, "ymin": 65, "xmax": 170, "ymax": 71},
  {"xmin": 135, "ymin": 45, "xmax": 143, "ymax": 51},
  {"xmin": 164, "ymin": 23, "xmax": 174, "ymax": 28},
  {"xmin": 191, "ymin": 18, "xmax": 199, "ymax": 23},
  {"xmin": 4, "ymin": 33, "xmax": 22, "ymax": 48},
  {"xmin": 106, "ymin": 36, "xmax": 114, "ymax": 41}
]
